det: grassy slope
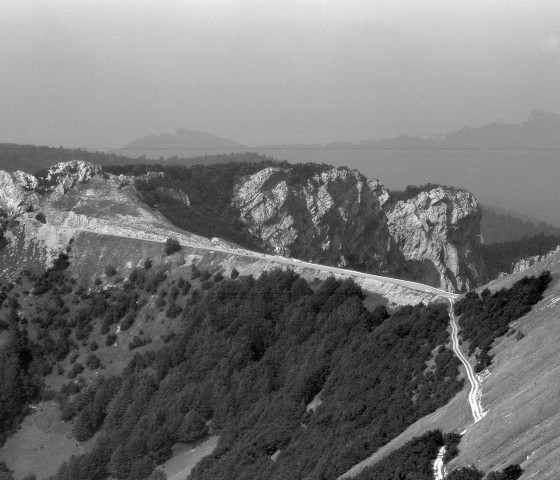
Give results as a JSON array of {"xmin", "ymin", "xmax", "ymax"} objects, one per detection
[{"xmin": 446, "ymin": 253, "xmax": 560, "ymax": 478}]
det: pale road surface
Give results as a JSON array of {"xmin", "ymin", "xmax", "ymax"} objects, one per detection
[
  {"xmin": 64, "ymin": 224, "xmax": 460, "ymax": 299},
  {"xmin": 448, "ymin": 299, "xmax": 485, "ymax": 423},
  {"xmin": 433, "ymin": 446, "xmax": 446, "ymax": 480}
]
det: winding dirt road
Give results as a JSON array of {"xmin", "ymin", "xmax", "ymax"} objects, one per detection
[
  {"xmin": 448, "ymin": 299, "xmax": 485, "ymax": 423},
  {"xmin": 433, "ymin": 446, "xmax": 446, "ymax": 480}
]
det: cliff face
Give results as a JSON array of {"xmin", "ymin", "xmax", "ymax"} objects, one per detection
[
  {"xmin": 233, "ymin": 168, "xmax": 485, "ymax": 292},
  {"xmin": 386, "ymin": 187, "xmax": 485, "ymax": 292},
  {"xmin": 0, "ymin": 170, "xmax": 38, "ymax": 215},
  {"xmin": 233, "ymin": 167, "xmax": 392, "ymax": 271}
]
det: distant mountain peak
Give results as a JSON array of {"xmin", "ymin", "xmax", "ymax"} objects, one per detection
[{"xmin": 118, "ymin": 129, "xmax": 246, "ymax": 159}]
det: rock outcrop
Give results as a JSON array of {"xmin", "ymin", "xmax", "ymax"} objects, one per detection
[
  {"xmin": 233, "ymin": 167, "xmax": 485, "ymax": 292},
  {"xmin": 386, "ymin": 187, "xmax": 485, "ymax": 292},
  {"xmin": 0, "ymin": 170, "xmax": 38, "ymax": 215},
  {"xmin": 233, "ymin": 166, "xmax": 392, "ymax": 272},
  {"xmin": 0, "ymin": 160, "xmax": 103, "ymax": 216},
  {"xmin": 36, "ymin": 160, "xmax": 104, "ymax": 194}
]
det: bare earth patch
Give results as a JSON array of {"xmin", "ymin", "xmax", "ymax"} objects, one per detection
[
  {"xmin": 0, "ymin": 401, "xmax": 90, "ymax": 480},
  {"xmin": 162, "ymin": 436, "xmax": 219, "ymax": 480}
]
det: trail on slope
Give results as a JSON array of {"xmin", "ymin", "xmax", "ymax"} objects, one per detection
[{"xmin": 448, "ymin": 299, "xmax": 485, "ymax": 423}]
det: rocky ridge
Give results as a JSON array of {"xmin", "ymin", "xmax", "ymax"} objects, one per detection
[
  {"xmin": 233, "ymin": 167, "xmax": 485, "ymax": 291},
  {"xmin": 0, "ymin": 160, "xmax": 486, "ymax": 292}
]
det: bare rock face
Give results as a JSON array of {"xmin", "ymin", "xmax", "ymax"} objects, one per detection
[
  {"xmin": 37, "ymin": 160, "xmax": 104, "ymax": 194},
  {"xmin": 386, "ymin": 187, "xmax": 485, "ymax": 292},
  {"xmin": 0, "ymin": 160, "xmax": 104, "ymax": 215},
  {"xmin": 233, "ymin": 167, "xmax": 485, "ymax": 292},
  {"xmin": 0, "ymin": 170, "xmax": 38, "ymax": 214},
  {"xmin": 233, "ymin": 166, "xmax": 392, "ymax": 271}
]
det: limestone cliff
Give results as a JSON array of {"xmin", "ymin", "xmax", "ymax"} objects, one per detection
[
  {"xmin": 386, "ymin": 187, "xmax": 485, "ymax": 292},
  {"xmin": 233, "ymin": 167, "xmax": 485, "ymax": 292},
  {"xmin": 233, "ymin": 166, "xmax": 392, "ymax": 272},
  {"xmin": 0, "ymin": 170, "xmax": 38, "ymax": 215}
]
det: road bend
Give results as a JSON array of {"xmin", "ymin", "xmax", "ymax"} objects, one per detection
[{"xmin": 447, "ymin": 299, "xmax": 484, "ymax": 423}]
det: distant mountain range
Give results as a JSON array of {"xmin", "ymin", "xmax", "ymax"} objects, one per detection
[
  {"xmin": 118, "ymin": 110, "xmax": 560, "ymax": 158},
  {"xmin": 116, "ymin": 110, "xmax": 560, "ymax": 226}
]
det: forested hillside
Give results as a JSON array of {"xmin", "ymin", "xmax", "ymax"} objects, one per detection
[{"xmin": 0, "ymin": 243, "xmax": 466, "ymax": 480}]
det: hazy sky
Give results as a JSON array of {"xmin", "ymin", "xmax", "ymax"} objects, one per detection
[{"xmin": 1, "ymin": 0, "xmax": 559, "ymax": 147}]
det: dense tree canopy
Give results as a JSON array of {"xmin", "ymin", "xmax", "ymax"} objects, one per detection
[{"xmin": 39, "ymin": 269, "xmax": 463, "ymax": 480}]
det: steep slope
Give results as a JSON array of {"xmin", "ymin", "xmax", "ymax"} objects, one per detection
[
  {"xmin": 338, "ymin": 270, "xmax": 551, "ymax": 480},
  {"xmin": 445, "ymin": 253, "xmax": 560, "ymax": 478}
]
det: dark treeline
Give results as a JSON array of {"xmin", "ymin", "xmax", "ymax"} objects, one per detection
[
  {"xmin": 454, "ymin": 271, "xmax": 551, "ymax": 371},
  {"xmin": 0, "ymin": 143, "xmax": 277, "ymax": 175},
  {"xmin": 482, "ymin": 233, "xmax": 560, "ymax": 278},
  {"xmin": 0, "ymin": 143, "xmax": 137, "ymax": 173},
  {"xmin": 42, "ymin": 269, "xmax": 462, "ymax": 480},
  {"xmin": 480, "ymin": 206, "xmax": 560, "ymax": 245}
]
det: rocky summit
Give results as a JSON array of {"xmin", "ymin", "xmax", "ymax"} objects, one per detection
[{"xmin": 233, "ymin": 166, "xmax": 485, "ymax": 291}]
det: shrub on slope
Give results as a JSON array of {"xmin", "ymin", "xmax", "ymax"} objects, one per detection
[{"xmin": 454, "ymin": 271, "xmax": 551, "ymax": 371}]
